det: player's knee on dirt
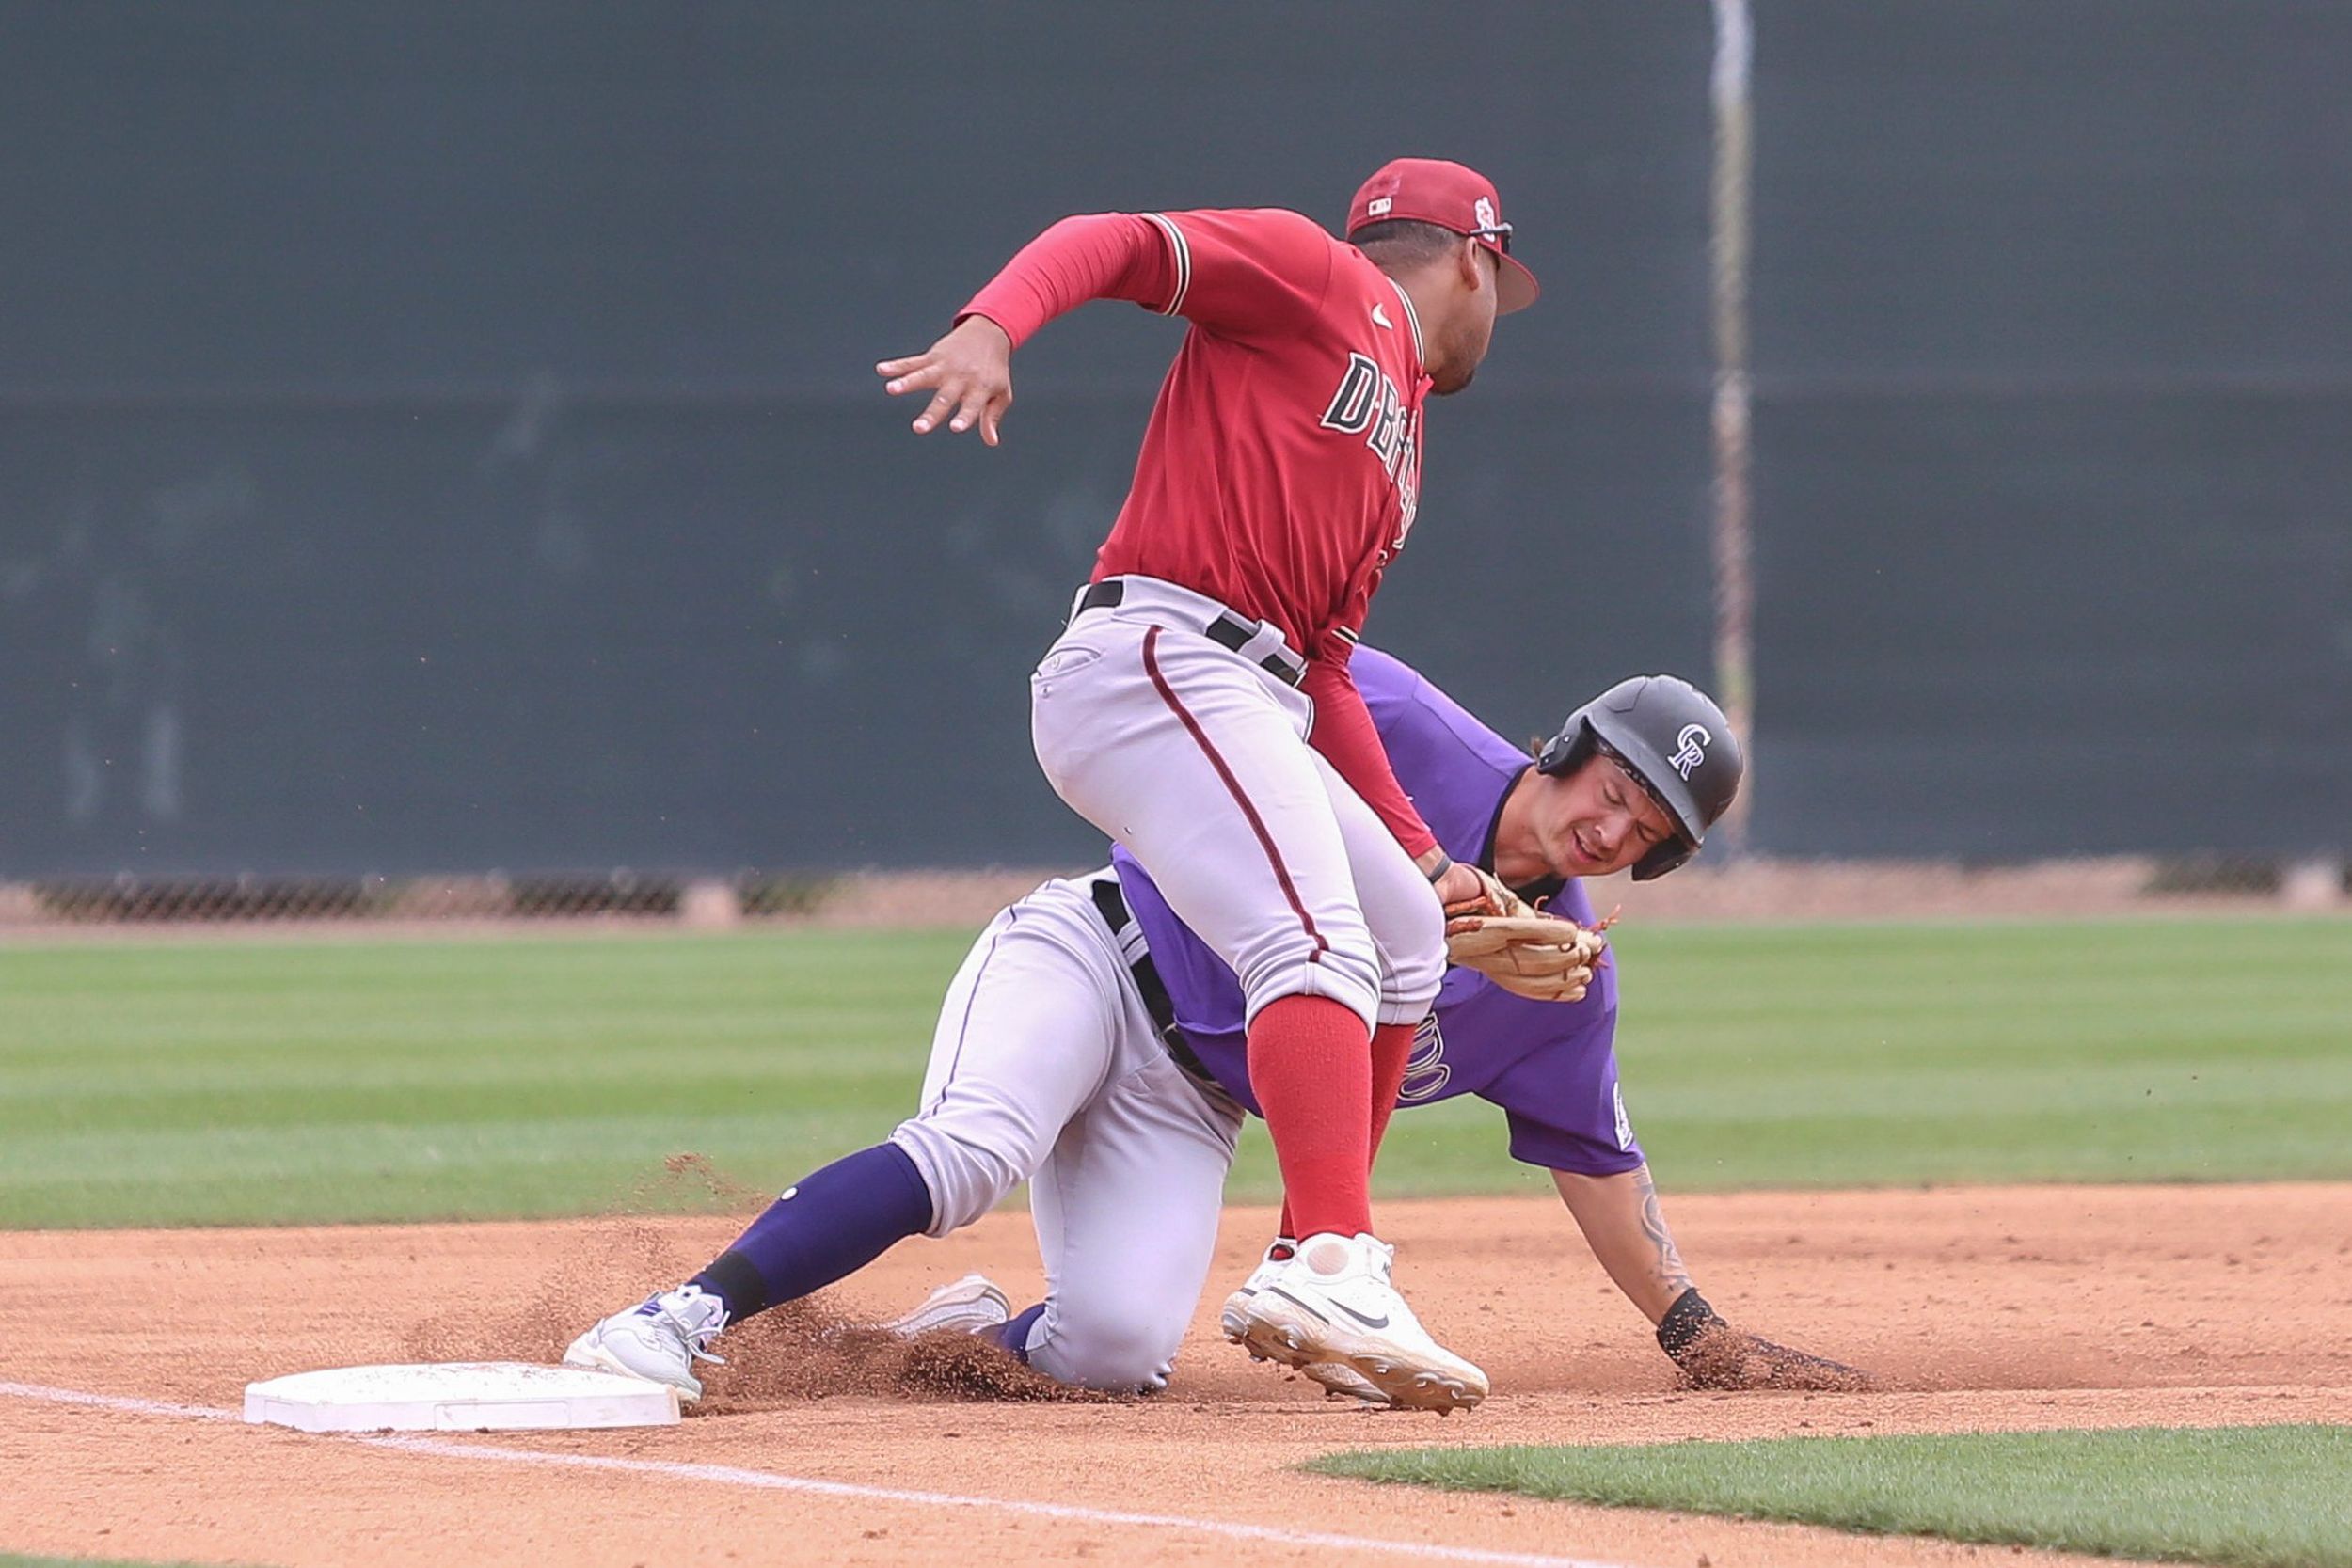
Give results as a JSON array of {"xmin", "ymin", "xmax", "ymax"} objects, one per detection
[
  {"xmin": 1026, "ymin": 1314, "xmax": 1181, "ymax": 1394},
  {"xmin": 887, "ymin": 1122, "xmax": 1027, "ymax": 1236}
]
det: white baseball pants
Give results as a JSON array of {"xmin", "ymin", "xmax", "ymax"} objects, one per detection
[
  {"xmin": 889, "ymin": 873, "xmax": 1244, "ymax": 1391},
  {"xmin": 1028, "ymin": 576, "xmax": 1445, "ymax": 1034}
]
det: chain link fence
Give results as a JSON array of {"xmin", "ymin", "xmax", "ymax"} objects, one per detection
[
  {"xmin": 2143, "ymin": 856, "xmax": 2349, "ymax": 903},
  {"xmin": 0, "ymin": 871, "xmax": 833, "ymax": 928},
  {"xmin": 1, "ymin": 856, "xmax": 2341, "ymax": 934}
]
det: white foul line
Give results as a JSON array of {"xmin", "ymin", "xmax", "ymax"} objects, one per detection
[{"xmin": 0, "ymin": 1379, "xmax": 1647, "ymax": 1568}]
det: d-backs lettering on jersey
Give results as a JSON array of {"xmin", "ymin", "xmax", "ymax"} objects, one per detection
[
  {"xmin": 1113, "ymin": 646, "xmax": 1644, "ymax": 1177},
  {"xmin": 1317, "ymin": 351, "xmax": 1421, "ymax": 550},
  {"xmin": 1089, "ymin": 209, "xmax": 1429, "ymax": 652}
]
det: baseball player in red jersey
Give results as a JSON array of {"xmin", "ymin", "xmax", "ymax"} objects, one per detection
[{"xmin": 879, "ymin": 160, "xmax": 1536, "ymax": 1411}]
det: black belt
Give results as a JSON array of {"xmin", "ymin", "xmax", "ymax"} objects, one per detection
[
  {"xmin": 1089, "ymin": 876, "xmax": 1221, "ymax": 1088},
  {"xmin": 1076, "ymin": 579, "xmax": 1306, "ymax": 688}
]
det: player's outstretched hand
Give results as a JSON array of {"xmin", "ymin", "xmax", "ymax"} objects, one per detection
[
  {"xmin": 878, "ymin": 316, "xmax": 1014, "ymax": 444},
  {"xmin": 1675, "ymin": 1323, "xmax": 1874, "ymax": 1391},
  {"xmin": 1658, "ymin": 1289, "xmax": 1874, "ymax": 1392}
]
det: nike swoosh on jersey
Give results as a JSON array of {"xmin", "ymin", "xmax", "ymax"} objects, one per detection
[{"xmin": 1370, "ymin": 302, "xmax": 1394, "ymax": 329}]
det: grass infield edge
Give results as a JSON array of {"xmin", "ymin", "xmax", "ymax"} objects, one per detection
[{"xmin": 1302, "ymin": 1424, "xmax": 2352, "ymax": 1568}]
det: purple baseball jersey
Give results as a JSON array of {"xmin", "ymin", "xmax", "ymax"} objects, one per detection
[{"xmin": 1112, "ymin": 645, "xmax": 1643, "ymax": 1177}]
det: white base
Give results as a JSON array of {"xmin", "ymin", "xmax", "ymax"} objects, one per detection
[{"xmin": 243, "ymin": 1361, "xmax": 680, "ymax": 1433}]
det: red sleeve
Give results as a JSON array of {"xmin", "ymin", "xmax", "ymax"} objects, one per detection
[
  {"xmin": 1302, "ymin": 630, "xmax": 1441, "ymax": 862},
  {"xmin": 958, "ymin": 213, "xmax": 1178, "ymax": 349},
  {"xmin": 960, "ymin": 208, "xmax": 1333, "ymax": 349}
]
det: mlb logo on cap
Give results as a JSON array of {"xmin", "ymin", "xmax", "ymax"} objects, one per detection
[{"xmin": 1346, "ymin": 158, "xmax": 1540, "ymax": 314}]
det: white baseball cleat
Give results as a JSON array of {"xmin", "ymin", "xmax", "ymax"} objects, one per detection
[
  {"xmin": 1227, "ymin": 1232, "xmax": 1486, "ymax": 1414},
  {"xmin": 882, "ymin": 1274, "xmax": 1012, "ymax": 1338},
  {"xmin": 563, "ymin": 1284, "xmax": 730, "ymax": 1402},
  {"xmin": 1218, "ymin": 1238, "xmax": 1297, "ymax": 1343},
  {"xmin": 1302, "ymin": 1360, "xmax": 1391, "ymax": 1404},
  {"xmin": 1223, "ymin": 1242, "xmax": 1391, "ymax": 1404}
]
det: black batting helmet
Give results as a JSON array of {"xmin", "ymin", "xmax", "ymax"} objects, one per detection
[{"xmin": 1535, "ymin": 675, "xmax": 1743, "ymax": 880}]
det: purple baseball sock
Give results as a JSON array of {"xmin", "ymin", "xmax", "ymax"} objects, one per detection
[
  {"xmin": 688, "ymin": 1142, "xmax": 934, "ymax": 1321},
  {"xmin": 991, "ymin": 1304, "xmax": 1046, "ymax": 1364}
]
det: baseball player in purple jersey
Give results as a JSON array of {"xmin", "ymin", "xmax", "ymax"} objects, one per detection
[{"xmin": 565, "ymin": 648, "xmax": 1867, "ymax": 1404}]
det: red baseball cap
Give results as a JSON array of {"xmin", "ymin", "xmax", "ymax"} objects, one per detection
[{"xmin": 1345, "ymin": 157, "xmax": 1539, "ymax": 314}]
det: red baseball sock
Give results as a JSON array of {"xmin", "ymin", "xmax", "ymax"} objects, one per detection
[
  {"xmin": 1273, "ymin": 1020, "xmax": 1416, "ymax": 1243},
  {"xmin": 1367, "ymin": 1020, "xmax": 1416, "ymax": 1169},
  {"xmin": 1248, "ymin": 994, "xmax": 1372, "ymax": 1241}
]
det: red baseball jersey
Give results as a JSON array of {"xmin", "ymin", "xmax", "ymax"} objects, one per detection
[{"xmin": 962, "ymin": 208, "xmax": 1442, "ymax": 857}]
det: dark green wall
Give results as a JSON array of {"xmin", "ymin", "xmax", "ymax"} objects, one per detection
[
  {"xmin": 1748, "ymin": 2, "xmax": 2352, "ymax": 857},
  {"xmin": 1, "ymin": 4, "xmax": 2342, "ymax": 875}
]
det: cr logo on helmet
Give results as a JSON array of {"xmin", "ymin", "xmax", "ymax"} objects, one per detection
[{"xmin": 1670, "ymin": 724, "xmax": 1711, "ymax": 780}]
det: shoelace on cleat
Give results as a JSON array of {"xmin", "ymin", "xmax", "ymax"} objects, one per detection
[{"xmin": 646, "ymin": 1297, "xmax": 728, "ymax": 1366}]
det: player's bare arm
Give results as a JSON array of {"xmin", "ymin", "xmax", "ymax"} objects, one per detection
[
  {"xmin": 878, "ymin": 315, "xmax": 1014, "ymax": 444},
  {"xmin": 1551, "ymin": 1165, "xmax": 1692, "ymax": 1321}
]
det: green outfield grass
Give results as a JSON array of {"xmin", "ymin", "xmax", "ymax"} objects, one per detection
[
  {"xmin": 1309, "ymin": 1425, "xmax": 2352, "ymax": 1568},
  {"xmin": 1, "ymin": 916, "xmax": 2347, "ymax": 1228}
]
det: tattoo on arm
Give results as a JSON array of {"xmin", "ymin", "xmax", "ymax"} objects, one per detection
[{"xmin": 1635, "ymin": 1166, "xmax": 1693, "ymax": 1296}]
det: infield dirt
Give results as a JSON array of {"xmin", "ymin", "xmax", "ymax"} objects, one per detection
[{"xmin": 5, "ymin": 1183, "xmax": 2348, "ymax": 1568}]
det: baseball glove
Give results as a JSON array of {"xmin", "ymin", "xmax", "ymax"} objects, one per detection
[{"xmin": 1442, "ymin": 868, "xmax": 1610, "ymax": 1003}]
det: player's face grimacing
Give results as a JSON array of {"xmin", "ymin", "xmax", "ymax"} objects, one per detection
[
  {"xmin": 1426, "ymin": 243, "xmax": 1502, "ymax": 396},
  {"xmin": 1529, "ymin": 752, "xmax": 1681, "ymax": 879}
]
